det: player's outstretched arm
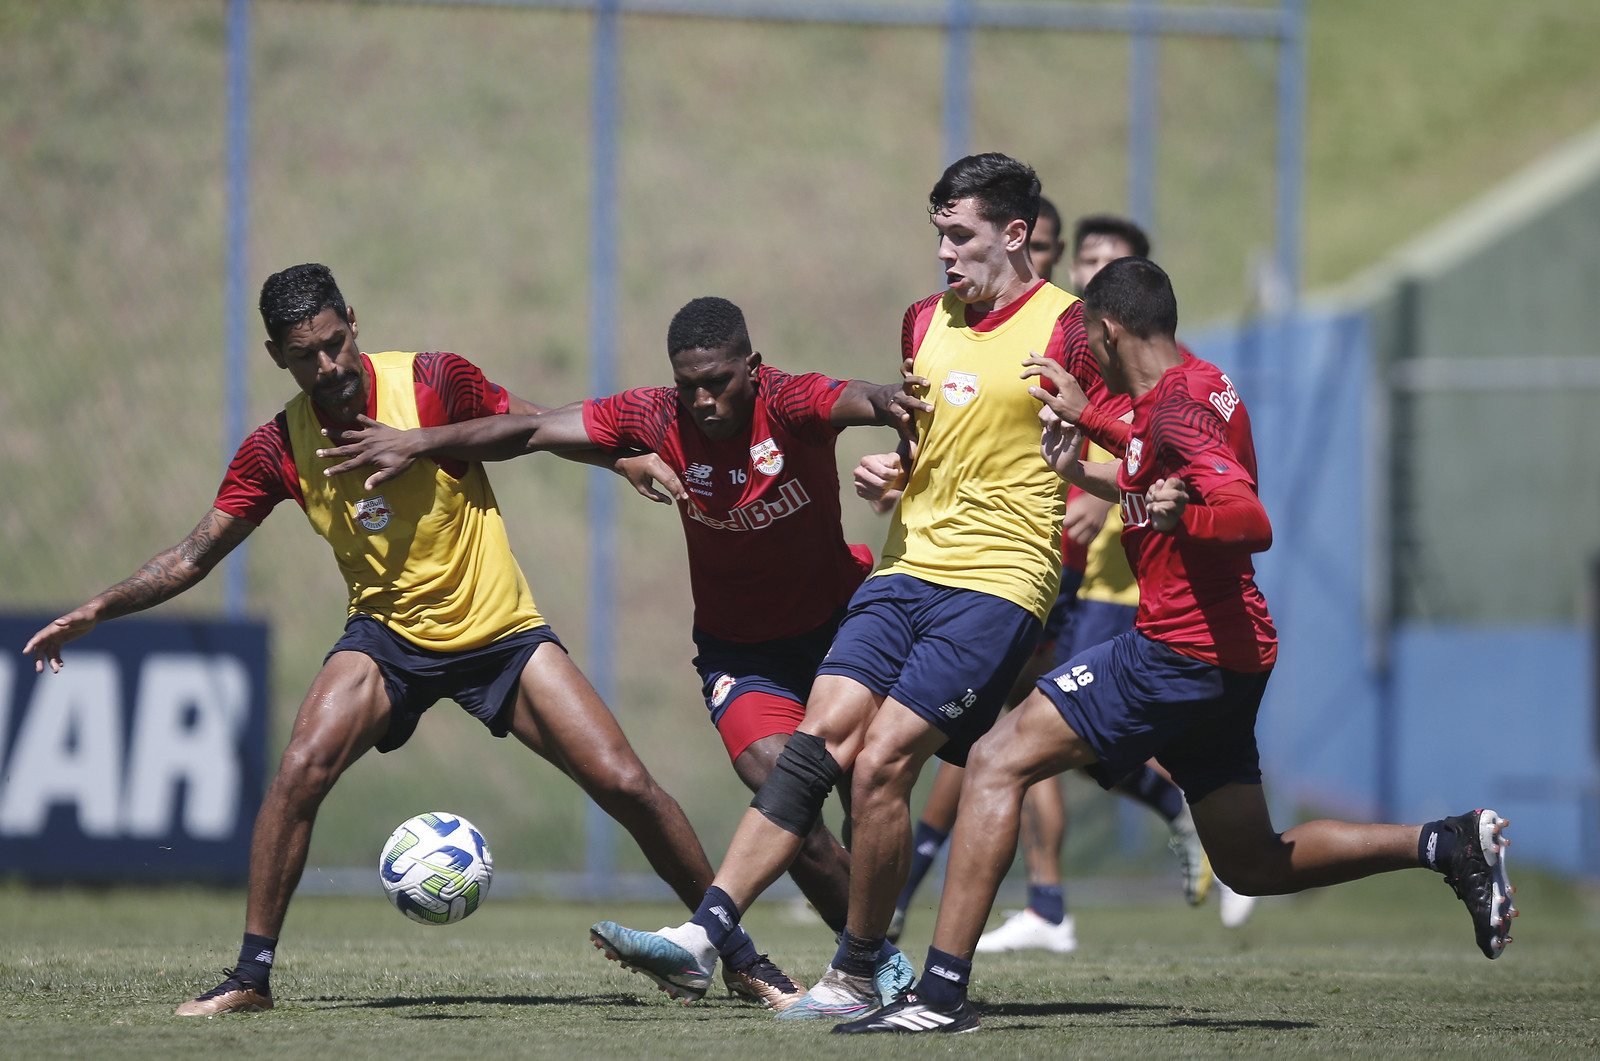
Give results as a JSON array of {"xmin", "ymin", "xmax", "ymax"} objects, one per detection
[
  {"xmin": 829, "ymin": 359, "xmax": 933, "ymax": 441},
  {"xmin": 23, "ymin": 508, "xmax": 254, "ymax": 674}
]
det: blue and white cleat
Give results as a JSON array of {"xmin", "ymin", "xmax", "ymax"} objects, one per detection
[
  {"xmin": 874, "ymin": 948, "xmax": 916, "ymax": 1006},
  {"xmin": 1440, "ymin": 809, "xmax": 1517, "ymax": 959},
  {"xmin": 832, "ymin": 992, "xmax": 980, "ymax": 1035},
  {"xmin": 590, "ymin": 920, "xmax": 716, "ymax": 1002},
  {"xmin": 773, "ymin": 966, "xmax": 879, "ymax": 1021}
]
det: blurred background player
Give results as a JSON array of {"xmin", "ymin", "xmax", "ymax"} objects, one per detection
[
  {"xmin": 837, "ymin": 256, "xmax": 1515, "ymax": 1035},
  {"xmin": 888, "ymin": 210, "xmax": 1246, "ymax": 952},
  {"xmin": 24, "ymin": 264, "xmax": 798, "ymax": 1016},
  {"xmin": 318, "ymin": 294, "xmax": 923, "ymax": 1008}
]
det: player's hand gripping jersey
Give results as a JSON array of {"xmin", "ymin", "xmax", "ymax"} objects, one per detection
[
  {"xmin": 884, "ymin": 282, "xmax": 1107, "ymax": 621},
  {"xmin": 214, "ymin": 351, "xmax": 544, "ymax": 651},
  {"xmin": 583, "ymin": 366, "xmax": 872, "ymax": 644},
  {"xmin": 1118, "ymin": 356, "xmax": 1277, "ymax": 671}
]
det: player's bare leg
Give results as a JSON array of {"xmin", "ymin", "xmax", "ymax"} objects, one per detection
[
  {"xmin": 930, "ymin": 691, "xmax": 1093, "ymax": 963},
  {"xmin": 710, "ymin": 674, "xmax": 883, "ymax": 908},
  {"xmin": 1188, "ymin": 783, "xmax": 1420, "ymax": 895},
  {"xmin": 888, "ymin": 759, "xmax": 963, "ymax": 941},
  {"xmin": 733, "ymin": 733, "xmax": 851, "ymax": 927},
  {"xmin": 845, "ymin": 702, "xmax": 947, "ymax": 941},
  {"xmin": 178, "ymin": 651, "xmax": 392, "ymax": 1016},
  {"xmin": 509, "ymin": 642, "xmax": 712, "ymax": 909}
]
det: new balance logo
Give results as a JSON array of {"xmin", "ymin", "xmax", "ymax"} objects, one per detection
[
  {"xmin": 936, "ymin": 689, "xmax": 977, "ymax": 719},
  {"xmin": 255, "ymin": 950, "xmax": 274, "ymax": 965},
  {"xmin": 927, "ymin": 964, "xmax": 960, "ymax": 982},
  {"xmin": 1053, "ymin": 664, "xmax": 1096, "ymax": 695},
  {"xmin": 1425, "ymin": 832, "xmax": 1439, "ymax": 871},
  {"xmin": 884, "ymin": 1007, "xmax": 956, "ymax": 1030},
  {"xmin": 709, "ymin": 905, "xmax": 733, "ymax": 928}
]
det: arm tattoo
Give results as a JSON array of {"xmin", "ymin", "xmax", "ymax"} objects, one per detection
[{"xmin": 95, "ymin": 510, "xmax": 254, "ymax": 621}]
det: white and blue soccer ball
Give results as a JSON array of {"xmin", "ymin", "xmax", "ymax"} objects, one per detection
[{"xmin": 378, "ymin": 812, "xmax": 493, "ymax": 925}]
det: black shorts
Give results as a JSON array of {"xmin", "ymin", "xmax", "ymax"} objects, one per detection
[{"xmin": 327, "ymin": 614, "xmax": 564, "ymax": 753}]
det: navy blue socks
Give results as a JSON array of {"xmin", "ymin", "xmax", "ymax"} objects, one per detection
[
  {"xmin": 916, "ymin": 946, "xmax": 971, "ymax": 1007},
  {"xmin": 1027, "ymin": 883, "xmax": 1066, "ymax": 924},
  {"xmin": 235, "ymin": 932, "xmax": 277, "ymax": 987},
  {"xmin": 895, "ymin": 821, "xmax": 950, "ymax": 915},
  {"xmin": 1418, "ymin": 820, "xmax": 1456, "ymax": 873},
  {"xmin": 689, "ymin": 885, "xmax": 741, "ymax": 952}
]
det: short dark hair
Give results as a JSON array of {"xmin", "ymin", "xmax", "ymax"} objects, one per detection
[
  {"xmin": 259, "ymin": 263, "xmax": 348, "ymax": 344},
  {"xmin": 667, "ymin": 297, "xmax": 750, "ymax": 358},
  {"xmin": 1073, "ymin": 214, "xmax": 1150, "ymax": 258},
  {"xmin": 1082, "ymin": 256, "xmax": 1178, "ymax": 339},
  {"xmin": 929, "ymin": 153, "xmax": 1041, "ymax": 234},
  {"xmin": 1036, "ymin": 195, "xmax": 1062, "ymax": 240}
]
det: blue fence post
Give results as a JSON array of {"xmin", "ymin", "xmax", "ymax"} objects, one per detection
[
  {"xmin": 942, "ymin": 0, "xmax": 973, "ymax": 164},
  {"xmin": 1274, "ymin": 0, "xmax": 1306, "ymax": 308},
  {"xmin": 1127, "ymin": 0, "xmax": 1158, "ymax": 233},
  {"xmin": 222, "ymin": 0, "xmax": 252, "ymax": 619},
  {"xmin": 584, "ymin": 0, "xmax": 620, "ymax": 892}
]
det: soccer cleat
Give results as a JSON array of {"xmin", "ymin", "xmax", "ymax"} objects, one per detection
[
  {"xmin": 1169, "ymin": 805, "xmax": 1213, "ymax": 906},
  {"xmin": 590, "ymin": 920, "xmax": 716, "ymax": 1002},
  {"xmin": 772, "ymin": 965, "xmax": 879, "ymax": 1021},
  {"xmin": 1216, "ymin": 880, "xmax": 1257, "ymax": 929},
  {"xmin": 874, "ymin": 948, "xmax": 916, "ymax": 1005},
  {"xmin": 831, "ymin": 992, "xmax": 980, "ymax": 1035},
  {"xmin": 1439, "ymin": 809, "xmax": 1517, "ymax": 959},
  {"xmin": 974, "ymin": 909, "xmax": 1077, "ymax": 953},
  {"xmin": 722, "ymin": 953, "xmax": 807, "ymax": 1012},
  {"xmin": 886, "ymin": 905, "xmax": 907, "ymax": 944},
  {"xmin": 173, "ymin": 969, "xmax": 273, "ymax": 1016}
]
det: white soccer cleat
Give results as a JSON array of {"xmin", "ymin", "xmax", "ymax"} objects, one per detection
[
  {"xmin": 974, "ymin": 909, "xmax": 1076, "ymax": 953},
  {"xmin": 1168, "ymin": 805, "xmax": 1213, "ymax": 906}
]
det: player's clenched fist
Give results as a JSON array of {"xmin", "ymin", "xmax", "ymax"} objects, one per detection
[{"xmin": 1146, "ymin": 476, "xmax": 1189, "ymax": 533}]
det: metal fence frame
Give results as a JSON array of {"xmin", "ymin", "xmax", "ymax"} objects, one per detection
[{"xmin": 218, "ymin": 0, "xmax": 1306, "ymax": 887}]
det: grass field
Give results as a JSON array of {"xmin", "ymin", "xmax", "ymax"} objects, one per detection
[{"xmin": 4, "ymin": 869, "xmax": 1596, "ymax": 1059}]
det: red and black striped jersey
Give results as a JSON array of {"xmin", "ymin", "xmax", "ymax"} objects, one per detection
[
  {"xmin": 583, "ymin": 365, "xmax": 871, "ymax": 643},
  {"xmin": 213, "ymin": 351, "xmax": 511, "ymax": 524},
  {"xmin": 1117, "ymin": 355, "xmax": 1276, "ymax": 671}
]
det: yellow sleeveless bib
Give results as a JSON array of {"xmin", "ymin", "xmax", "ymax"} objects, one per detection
[
  {"xmin": 285, "ymin": 351, "xmax": 543, "ymax": 651},
  {"xmin": 878, "ymin": 285, "xmax": 1075, "ymax": 622}
]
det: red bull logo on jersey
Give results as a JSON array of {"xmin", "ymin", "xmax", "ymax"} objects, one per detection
[
  {"xmin": 1210, "ymin": 374, "xmax": 1241, "ymax": 421},
  {"xmin": 749, "ymin": 438, "xmax": 784, "ymax": 477},
  {"xmin": 354, "ymin": 496, "xmax": 394, "ymax": 532},
  {"xmin": 1120, "ymin": 490, "xmax": 1151, "ymax": 530},
  {"xmin": 940, "ymin": 370, "xmax": 980, "ymax": 407},
  {"xmin": 686, "ymin": 479, "xmax": 812, "ymax": 532},
  {"xmin": 1125, "ymin": 437, "xmax": 1144, "ymax": 476}
]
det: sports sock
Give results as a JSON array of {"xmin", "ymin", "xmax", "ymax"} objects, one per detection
[
  {"xmin": 718, "ymin": 926, "xmax": 760, "ymax": 972},
  {"xmin": 877, "ymin": 938, "xmax": 902, "ymax": 962},
  {"xmin": 1027, "ymin": 883, "xmax": 1066, "ymax": 925},
  {"xmin": 234, "ymin": 932, "xmax": 277, "ymax": 987},
  {"xmin": 894, "ymin": 821, "xmax": 949, "ymax": 914},
  {"xmin": 916, "ymin": 946, "xmax": 971, "ymax": 1007},
  {"xmin": 688, "ymin": 885, "xmax": 742, "ymax": 952},
  {"xmin": 832, "ymin": 930, "xmax": 883, "ymax": 979},
  {"xmin": 1127, "ymin": 765, "xmax": 1186, "ymax": 822},
  {"xmin": 1418, "ymin": 820, "xmax": 1456, "ymax": 873}
]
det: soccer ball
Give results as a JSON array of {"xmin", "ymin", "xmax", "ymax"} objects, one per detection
[{"xmin": 378, "ymin": 812, "xmax": 493, "ymax": 925}]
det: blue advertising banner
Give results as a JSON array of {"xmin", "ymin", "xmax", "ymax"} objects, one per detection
[{"xmin": 0, "ymin": 615, "xmax": 268, "ymax": 882}]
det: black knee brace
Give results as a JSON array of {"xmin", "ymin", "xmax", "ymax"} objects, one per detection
[{"xmin": 749, "ymin": 732, "xmax": 842, "ymax": 836}]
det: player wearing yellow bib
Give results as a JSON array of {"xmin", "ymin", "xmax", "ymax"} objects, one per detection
[
  {"xmin": 23, "ymin": 263, "xmax": 802, "ymax": 1017},
  {"xmin": 590, "ymin": 154, "xmax": 1103, "ymax": 1022}
]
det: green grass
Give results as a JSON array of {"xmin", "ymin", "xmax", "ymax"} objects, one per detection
[{"xmin": 3, "ymin": 870, "xmax": 1597, "ymax": 1058}]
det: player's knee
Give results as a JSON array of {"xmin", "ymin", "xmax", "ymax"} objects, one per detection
[
  {"xmin": 852, "ymin": 740, "xmax": 915, "ymax": 804},
  {"xmin": 750, "ymin": 731, "xmax": 841, "ymax": 837},
  {"xmin": 272, "ymin": 742, "xmax": 343, "ymax": 804},
  {"xmin": 587, "ymin": 755, "xmax": 657, "ymax": 809}
]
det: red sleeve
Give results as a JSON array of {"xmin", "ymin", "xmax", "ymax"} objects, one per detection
[
  {"xmin": 1078, "ymin": 400, "xmax": 1133, "ymax": 455},
  {"xmin": 900, "ymin": 294, "xmax": 943, "ymax": 364},
  {"xmin": 761, "ymin": 366, "xmax": 846, "ymax": 443},
  {"xmin": 1146, "ymin": 382, "xmax": 1257, "ymax": 497},
  {"xmin": 412, "ymin": 352, "xmax": 512, "ymax": 427},
  {"xmin": 1176, "ymin": 479, "xmax": 1272, "ymax": 551},
  {"xmin": 214, "ymin": 414, "xmax": 300, "ymax": 523},
  {"xmin": 583, "ymin": 387, "xmax": 674, "ymax": 453}
]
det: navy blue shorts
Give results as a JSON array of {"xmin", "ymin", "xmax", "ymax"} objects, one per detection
[
  {"xmin": 691, "ymin": 609, "xmax": 842, "ymax": 726},
  {"xmin": 327, "ymin": 614, "xmax": 564, "ymax": 753},
  {"xmin": 1053, "ymin": 597, "xmax": 1139, "ymax": 668},
  {"xmin": 816, "ymin": 574, "xmax": 1042, "ymax": 766},
  {"xmin": 1036, "ymin": 629, "xmax": 1271, "ymax": 802}
]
